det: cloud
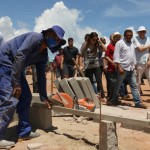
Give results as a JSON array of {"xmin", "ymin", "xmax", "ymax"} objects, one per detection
[
  {"xmin": 103, "ymin": 0, "xmax": 150, "ymax": 17},
  {"xmin": 0, "ymin": 16, "xmax": 29, "ymax": 41},
  {"xmin": 17, "ymin": 20, "xmax": 29, "ymax": 28},
  {"xmin": 104, "ymin": 5, "xmax": 127, "ymax": 17},
  {"xmin": 0, "ymin": 1, "xmax": 107, "ymax": 53},
  {"xmin": 34, "ymin": 1, "xmax": 102, "ymax": 49}
]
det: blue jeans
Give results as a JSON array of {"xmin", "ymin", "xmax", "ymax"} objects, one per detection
[
  {"xmin": 111, "ymin": 70, "xmax": 141, "ymax": 106},
  {"xmin": 0, "ymin": 65, "xmax": 32, "ymax": 138},
  {"xmin": 0, "ymin": 65, "xmax": 18, "ymax": 139},
  {"xmin": 119, "ymin": 79, "xmax": 128, "ymax": 96},
  {"xmin": 16, "ymin": 73, "xmax": 32, "ymax": 138}
]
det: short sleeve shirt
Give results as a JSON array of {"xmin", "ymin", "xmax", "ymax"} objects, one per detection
[
  {"xmin": 133, "ymin": 36, "xmax": 150, "ymax": 64},
  {"xmin": 113, "ymin": 39, "xmax": 136, "ymax": 71},
  {"xmin": 63, "ymin": 46, "xmax": 79, "ymax": 66}
]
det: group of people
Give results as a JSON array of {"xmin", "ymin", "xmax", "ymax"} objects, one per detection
[
  {"xmin": 0, "ymin": 25, "xmax": 149, "ymax": 149},
  {"xmin": 53, "ymin": 26, "xmax": 149, "ymax": 109}
]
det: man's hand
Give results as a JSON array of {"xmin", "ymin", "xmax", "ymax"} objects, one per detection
[
  {"xmin": 79, "ymin": 66, "xmax": 84, "ymax": 71},
  {"xmin": 146, "ymin": 60, "xmax": 150, "ymax": 67},
  {"xmin": 13, "ymin": 84, "xmax": 22, "ymax": 99},
  {"xmin": 44, "ymin": 99, "xmax": 54, "ymax": 108},
  {"xmin": 118, "ymin": 67, "xmax": 124, "ymax": 75},
  {"xmin": 103, "ymin": 66, "xmax": 107, "ymax": 72},
  {"xmin": 60, "ymin": 64, "xmax": 63, "ymax": 70},
  {"xmin": 73, "ymin": 66, "xmax": 77, "ymax": 70}
]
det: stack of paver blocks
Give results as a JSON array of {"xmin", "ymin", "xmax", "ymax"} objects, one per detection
[{"xmin": 54, "ymin": 77, "xmax": 100, "ymax": 108}]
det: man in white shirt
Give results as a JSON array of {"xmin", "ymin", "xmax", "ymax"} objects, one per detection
[
  {"xmin": 133, "ymin": 26, "xmax": 150, "ymax": 93},
  {"xmin": 110, "ymin": 29, "xmax": 147, "ymax": 109}
]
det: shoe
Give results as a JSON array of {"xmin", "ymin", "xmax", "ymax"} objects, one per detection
[
  {"xmin": 120, "ymin": 95, "xmax": 130, "ymax": 99},
  {"xmin": 18, "ymin": 132, "xmax": 41, "ymax": 141},
  {"xmin": 107, "ymin": 101, "xmax": 122, "ymax": 106},
  {"xmin": 140, "ymin": 83, "xmax": 145, "ymax": 85},
  {"xmin": 0, "ymin": 140, "xmax": 15, "ymax": 149},
  {"xmin": 135, "ymin": 103, "xmax": 147, "ymax": 109}
]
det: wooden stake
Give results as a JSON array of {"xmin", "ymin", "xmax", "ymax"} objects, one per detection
[
  {"xmin": 99, "ymin": 93, "xmax": 102, "ymax": 150},
  {"xmin": 51, "ymin": 70, "xmax": 54, "ymax": 94},
  {"xmin": 72, "ymin": 58, "xmax": 84, "ymax": 77}
]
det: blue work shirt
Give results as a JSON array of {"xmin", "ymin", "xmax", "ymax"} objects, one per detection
[{"xmin": 0, "ymin": 32, "xmax": 48, "ymax": 101}]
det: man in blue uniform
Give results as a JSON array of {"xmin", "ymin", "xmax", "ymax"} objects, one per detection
[{"xmin": 0, "ymin": 25, "xmax": 66, "ymax": 149}]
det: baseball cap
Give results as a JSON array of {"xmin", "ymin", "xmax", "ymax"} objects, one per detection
[{"xmin": 137, "ymin": 26, "xmax": 147, "ymax": 32}]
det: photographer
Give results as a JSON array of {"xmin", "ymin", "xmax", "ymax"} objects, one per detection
[{"xmin": 80, "ymin": 32, "xmax": 107, "ymax": 102}]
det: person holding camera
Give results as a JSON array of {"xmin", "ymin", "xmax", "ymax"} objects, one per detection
[{"xmin": 80, "ymin": 32, "xmax": 107, "ymax": 102}]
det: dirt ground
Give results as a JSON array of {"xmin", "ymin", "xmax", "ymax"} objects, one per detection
[{"xmin": 4, "ymin": 72, "xmax": 150, "ymax": 150}]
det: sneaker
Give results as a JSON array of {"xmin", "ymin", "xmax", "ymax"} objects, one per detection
[
  {"xmin": 0, "ymin": 139, "xmax": 15, "ymax": 149},
  {"xmin": 18, "ymin": 132, "xmax": 41, "ymax": 141},
  {"xmin": 135, "ymin": 103, "xmax": 147, "ymax": 109}
]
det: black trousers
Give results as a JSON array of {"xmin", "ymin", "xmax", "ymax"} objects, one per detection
[
  {"xmin": 107, "ymin": 71, "xmax": 117, "ymax": 101},
  {"xmin": 85, "ymin": 67, "xmax": 105, "ymax": 98}
]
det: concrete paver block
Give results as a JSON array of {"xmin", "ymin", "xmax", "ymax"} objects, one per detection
[
  {"xmin": 59, "ymin": 78, "xmax": 75, "ymax": 99},
  {"xmin": 83, "ymin": 77, "xmax": 100, "ymax": 108},
  {"xmin": 53, "ymin": 78, "xmax": 63, "ymax": 92},
  {"xmin": 67, "ymin": 78, "xmax": 85, "ymax": 99},
  {"xmin": 30, "ymin": 93, "xmax": 52, "ymax": 130},
  {"xmin": 30, "ymin": 100, "xmax": 52, "ymax": 130},
  {"xmin": 75, "ymin": 77, "xmax": 92, "ymax": 100}
]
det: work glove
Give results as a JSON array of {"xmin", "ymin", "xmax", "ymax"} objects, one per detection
[{"xmin": 13, "ymin": 84, "xmax": 22, "ymax": 99}]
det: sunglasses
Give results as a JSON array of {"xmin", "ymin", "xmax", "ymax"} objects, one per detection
[{"xmin": 139, "ymin": 31, "xmax": 146, "ymax": 33}]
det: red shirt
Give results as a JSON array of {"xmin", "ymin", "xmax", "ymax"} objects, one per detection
[
  {"xmin": 54, "ymin": 54, "xmax": 63, "ymax": 68},
  {"xmin": 106, "ymin": 43, "xmax": 116, "ymax": 72}
]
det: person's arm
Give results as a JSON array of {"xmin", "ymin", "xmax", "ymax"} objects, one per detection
[
  {"xmin": 36, "ymin": 61, "xmax": 48, "ymax": 100},
  {"xmin": 136, "ymin": 45, "xmax": 150, "ymax": 52},
  {"xmin": 105, "ymin": 56, "xmax": 117, "ymax": 68},
  {"xmin": 133, "ymin": 37, "xmax": 150, "ymax": 52},
  {"xmin": 98, "ymin": 39, "xmax": 107, "ymax": 52},
  {"xmin": 116, "ymin": 63, "xmax": 124, "ymax": 75},
  {"xmin": 36, "ymin": 61, "xmax": 53, "ymax": 108},
  {"xmin": 105, "ymin": 46, "xmax": 116, "ymax": 67},
  {"xmin": 60, "ymin": 55, "xmax": 64, "ymax": 69},
  {"xmin": 103, "ymin": 57, "xmax": 108, "ymax": 72},
  {"xmin": 113, "ymin": 42, "xmax": 124, "ymax": 75},
  {"xmin": 12, "ymin": 34, "xmax": 41, "ymax": 98},
  {"xmin": 146, "ymin": 52, "xmax": 150, "ymax": 67},
  {"xmin": 73, "ymin": 48, "xmax": 80, "ymax": 70},
  {"xmin": 80, "ymin": 41, "xmax": 88, "ymax": 56}
]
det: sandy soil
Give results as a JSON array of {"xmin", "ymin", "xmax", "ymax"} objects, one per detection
[{"xmin": 3, "ymin": 72, "xmax": 150, "ymax": 150}]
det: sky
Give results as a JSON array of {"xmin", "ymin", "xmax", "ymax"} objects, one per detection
[{"xmin": 0, "ymin": 0, "xmax": 150, "ymax": 60}]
